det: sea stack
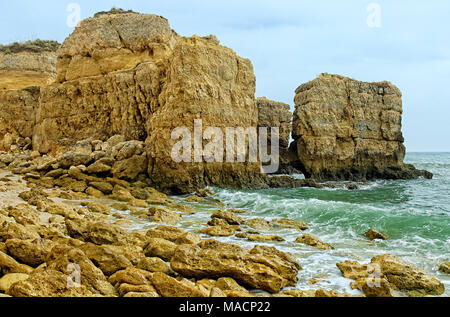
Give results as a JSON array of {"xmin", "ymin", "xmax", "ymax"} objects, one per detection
[{"xmin": 292, "ymin": 73, "xmax": 432, "ymax": 181}]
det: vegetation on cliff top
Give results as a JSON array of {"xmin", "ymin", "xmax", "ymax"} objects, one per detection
[{"xmin": 0, "ymin": 40, "xmax": 60, "ymax": 54}]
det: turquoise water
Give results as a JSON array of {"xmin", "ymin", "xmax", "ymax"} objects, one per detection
[
  {"xmin": 120, "ymin": 152, "xmax": 449, "ymax": 296},
  {"xmin": 210, "ymin": 152, "xmax": 450, "ymax": 296}
]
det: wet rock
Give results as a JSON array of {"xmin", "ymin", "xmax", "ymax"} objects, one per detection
[
  {"xmin": 0, "ymin": 221, "xmax": 40, "ymax": 242},
  {"xmin": 148, "ymin": 206, "xmax": 183, "ymax": 225},
  {"xmin": 372, "ymin": 254, "xmax": 444, "ymax": 296},
  {"xmin": 198, "ymin": 226, "xmax": 237, "ymax": 237},
  {"xmin": 295, "ymin": 234, "xmax": 335, "ymax": 250},
  {"xmin": 145, "ymin": 226, "xmax": 186, "ymax": 242},
  {"xmin": 185, "ymin": 195, "xmax": 204, "ymax": 203},
  {"xmin": 109, "ymin": 267, "xmax": 154, "ymax": 287},
  {"xmin": 170, "ymin": 240, "xmax": 301, "ymax": 293},
  {"xmin": 245, "ymin": 218, "xmax": 273, "ymax": 231},
  {"xmin": 196, "ymin": 188, "xmax": 216, "ymax": 197},
  {"xmin": 111, "ymin": 155, "xmax": 147, "ymax": 181},
  {"xmin": 46, "ymin": 245, "xmax": 116, "ymax": 296},
  {"xmin": 337, "ymin": 254, "xmax": 445, "ymax": 297},
  {"xmin": 439, "ymin": 262, "xmax": 450, "ymax": 274},
  {"xmin": 84, "ymin": 202, "xmax": 111, "ymax": 215},
  {"xmin": 350, "ymin": 277, "xmax": 393, "ymax": 297},
  {"xmin": 110, "ymin": 185, "xmax": 134, "ymax": 202},
  {"xmin": 175, "ymin": 232, "xmax": 202, "ymax": 245},
  {"xmin": 5, "ymin": 238, "xmax": 54, "ymax": 267},
  {"xmin": 272, "ymin": 218, "xmax": 309, "ymax": 231},
  {"xmin": 365, "ymin": 229, "xmax": 388, "ymax": 241},
  {"xmin": 247, "ymin": 234, "xmax": 285, "ymax": 242}
]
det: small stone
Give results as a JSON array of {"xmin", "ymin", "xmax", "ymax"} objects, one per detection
[{"xmin": 365, "ymin": 229, "xmax": 388, "ymax": 241}]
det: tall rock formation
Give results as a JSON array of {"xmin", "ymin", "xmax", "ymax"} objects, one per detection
[
  {"xmin": 34, "ymin": 12, "xmax": 176, "ymax": 153},
  {"xmin": 33, "ymin": 10, "xmax": 265, "ymax": 193},
  {"xmin": 292, "ymin": 73, "xmax": 431, "ymax": 181}
]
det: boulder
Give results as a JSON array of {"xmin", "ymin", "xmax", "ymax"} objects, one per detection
[
  {"xmin": 365, "ymin": 229, "xmax": 388, "ymax": 241},
  {"xmin": 148, "ymin": 206, "xmax": 183, "ymax": 225},
  {"xmin": 295, "ymin": 234, "xmax": 335, "ymax": 250},
  {"xmin": 211, "ymin": 210, "xmax": 244, "ymax": 225},
  {"xmin": 111, "ymin": 154, "xmax": 148, "ymax": 180},
  {"xmin": 272, "ymin": 218, "xmax": 309, "ymax": 231},
  {"xmin": 371, "ymin": 254, "xmax": 444, "ymax": 296},
  {"xmin": 439, "ymin": 262, "xmax": 450, "ymax": 274},
  {"xmin": 46, "ymin": 245, "xmax": 116, "ymax": 296},
  {"xmin": 337, "ymin": 254, "xmax": 445, "ymax": 297},
  {"xmin": 247, "ymin": 234, "xmax": 285, "ymax": 242},
  {"xmin": 0, "ymin": 273, "xmax": 29, "ymax": 292},
  {"xmin": 109, "ymin": 267, "xmax": 154, "ymax": 287},
  {"xmin": 5, "ymin": 238, "xmax": 54, "ymax": 267},
  {"xmin": 7, "ymin": 269, "xmax": 93, "ymax": 297},
  {"xmin": 145, "ymin": 226, "xmax": 186, "ymax": 242},
  {"xmin": 144, "ymin": 238, "xmax": 177, "ymax": 261},
  {"xmin": 170, "ymin": 240, "xmax": 301, "ymax": 293},
  {"xmin": 137, "ymin": 257, "xmax": 171, "ymax": 274},
  {"xmin": 245, "ymin": 218, "xmax": 273, "ymax": 231}
]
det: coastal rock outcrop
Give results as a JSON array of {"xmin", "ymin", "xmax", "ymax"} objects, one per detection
[
  {"xmin": 337, "ymin": 254, "xmax": 445, "ymax": 297},
  {"xmin": 292, "ymin": 73, "xmax": 432, "ymax": 181},
  {"xmin": 0, "ymin": 40, "xmax": 58, "ymax": 90},
  {"xmin": 170, "ymin": 240, "xmax": 301, "ymax": 293},
  {"xmin": 27, "ymin": 10, "xmax": 265, "ymax": 194}
]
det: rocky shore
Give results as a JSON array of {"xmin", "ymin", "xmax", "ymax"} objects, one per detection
[
  {"xmin": 0, "ymin": 9, "xmax": 444, "ymax": 298},
  {"xmin": 0, "ymin": 160, "xmax": 446, "ymax": 297}
]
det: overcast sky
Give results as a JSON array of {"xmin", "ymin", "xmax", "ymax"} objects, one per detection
[{"xmin": 1, "ymin": 0, "xmax": 449, "ymax": 151}]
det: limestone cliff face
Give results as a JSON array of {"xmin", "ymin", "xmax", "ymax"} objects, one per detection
[
  {"xmin": 293, "ymin": 73, "xmax": 431, "ymax": 180},
  {"xmin": 33, "ymin": 11, "xmax": 264, "ymax": 193},
  {"xmin": 0, "ymin": 87, "xmax": 39, "ymax": 151},
  {"xmin": 147, "ymin": 36, "xmax": 265, "ymax": 193},
  {"xmin": 0, "ymin": 41, "xmax": 57, "ymax": 90}
]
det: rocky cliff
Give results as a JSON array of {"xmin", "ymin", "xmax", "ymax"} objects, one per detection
[
  {"xmin": 148, "ymin": 35, "xmax": 265, "ymax": 193},
  {"xmin": 34, "ymin": 12, "xmax": 176, "ymax": 153},
  {"xmin": 292, "ymin": 73, "xmax": 431, "ymax": 180},
  {"xmin": 257, "ymin": 97, "xmax": 298, "ymax": 174},
  {"xmin": 32, "ymin": 11, "xmax": 264, "ymax": 193}
]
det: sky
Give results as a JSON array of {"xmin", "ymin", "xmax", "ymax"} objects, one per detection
[{"xmin": 1, "ymin": 0, "xmax": 449, "ymax": 152}]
